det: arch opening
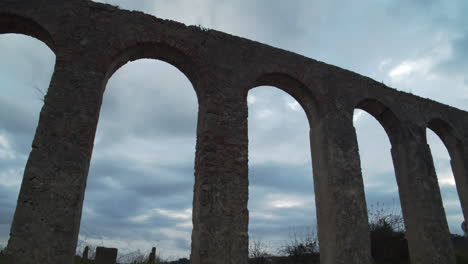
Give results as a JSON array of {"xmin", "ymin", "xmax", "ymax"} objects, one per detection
[
  {"xmin": 80, "ymin": 58, "xmax": 198, "ymax": 261},
  {"xmin": 0, "ymin": 33, "xmax": 55, "ymax": 248},
  {"xmin": 103, "ymin": 43, "xmax": 202, "ymax": 103},
  {"xmin": 247, "ymin": 85, "xmax": 317, "ymax": 259},
  {"xmin": 426, "ymin": 121, "xmax": 465, "ymax": 235},
  {"xmin": 355, "ymin": 98, "xmax": 402, "ymax": 145},
  {"xmin": 251, "ymin": 73, "xmax": 319, "ymax": 125},
  {"xmin": 353, "ymin": 102, "xmax": 409, "ymax": 262}
]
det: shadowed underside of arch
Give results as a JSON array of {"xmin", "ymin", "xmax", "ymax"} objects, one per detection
[
  {"xmin": 104, "ymin": 42, "xmax": 202, "ymax": 101},
  {"xmin": 428, "ymin": 118, "xmax": 463, "ymax": 158},
  {"xmin": 355, "ymin": 98, "xmax": 402, "ymax": 145},
  {"xmin": 427, "ymin": 118, "xmax": 468, "ymax": 226},
  {"xmin": 252, "ymin": 72, "xmax": 318, "ymax": 125},
  {"xmin": 0, "ymin": 13, "xmax": 55, "ymax": 52}
]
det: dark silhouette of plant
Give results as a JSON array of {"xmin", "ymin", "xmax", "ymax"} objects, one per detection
[
  {"xmin": 249, "ymin": 239, "xmax": 271, "ymax": 264},
  {"xmin": 279, "ymin": 229, "xmax": 319, "ymax": 263},
  {"xmin": 368, "ymin": 202, "xmax": 409, "ymax": 264},
  {"xmin": 249, "ymin": 239, "xmax": 270, "ymax": 264}
]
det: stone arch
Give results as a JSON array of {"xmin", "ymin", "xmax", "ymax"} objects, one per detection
[
  {"xmin": 0, "ymin": 13, "xmax": 56, "ymax": 52},
  {"xmin": 0, "ymin": 26, "xmax": 57, "ymax": 260},
  {"xmin": 353, "ymin": 98, "xmax": 408, "ymax": 258},
  {"xmin": 103, "ymin": 42, "xmax": 203, "ymax": 103},
  {"xmin": 426, "ymin": 118, "xmax": 467, "ymax": 228},
  {"xmin": 245, "ymin": 72, "xmax": 318, "ymax": 251},
  {"xmin": 81, "ymin": 57, "xmax": 198, "ymax": 256},
  {"xmin": 355, "ymin": 98, "xmax": 402, "ymax": 145},
  {"xmin": 427, "ymin": 118, "xmax": 463, "ymax": 159},
  {"xmin": 249, "ymin": 72, "xmax": 319, "ymax": 125}
]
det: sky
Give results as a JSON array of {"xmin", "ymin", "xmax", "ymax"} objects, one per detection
[{"xmin": 1, "ymin": 0, "xmax": 467, "ymax": 260}]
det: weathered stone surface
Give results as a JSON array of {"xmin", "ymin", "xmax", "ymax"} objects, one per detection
[
  {"xmin": 309, "ymin": 110, "xmax": 372, "ymax": 264},
  {"xmin": 1, "ymin": 0, "xmax": 467, "ymax": 264},
  {"xmin": 391, "ymin": 125, "xmax": 456, "ymax": 264},
  {"xmin": 95, "ymin": 247, "xmax": 117, "ymax": 264}
]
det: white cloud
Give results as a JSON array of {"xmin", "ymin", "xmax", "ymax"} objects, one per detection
[
  {"xmin": 353, "ymin": 109, "xmax": 364, "ymax": 123},
  {"xmin": 437, "ymin": 168, "xmax": 456, "ymax": 187},
  {"xmin": 286, "ymin": 100, "xmax": 300, "ymax": 111},
  {"xmin": 271, "ymin": 199, "xmax": 304, "ymax": 209},
  {"xmin": 389, "ymin": 59, "xmax": 432, "ymax": 82},
  {"xmin": 263, "ymin": 193, "xmax": 310, "ymax": 209},
  {"xmin": 0, "ymin": 168, "xmax": 22, "ymax": 188},
  {"xmin": 378, "ymin": 58, "xmax": 392, "ymax": 71},
  {"xmin": 247, "ymin": 94, "xmax": 256, "ymax": 105},
  {"xmin": 256, "ymin": 108, "xmax": 274, "ymax": 119},
  {"xmin": 102, "ymin": 175, "xmax": 123, "ymax": 190},
  {"xmin": 129, "ymin": 213, "xmax": 151, "ymax": 223},
  {"xmin": 388, "ymin": 34, "xmax": 452, "ymax": 83},
  {"xmin": 0, "ymin": 133, "xmax": 15, "ymax": 159},
  {"xmin": 93, "ymin": 136, "xmax": 195, "ymax": 167},
  {"xmin": 175, "ymin": 221, "xmax": 193, "ymax": 228},
  {"xmin": 130, "ymin": 208, "xmax": 192, "ymax": 223},
  {"xmin": 250, "ymin": 212, "xmax": 278, "ymax": 220},
  {"xmin": 82, "ymin": 206, "xmax": 98, "ymax": 218},
  {"xmin": 156, "ymin": 208, "xmax": 192, "ymax": 220}
]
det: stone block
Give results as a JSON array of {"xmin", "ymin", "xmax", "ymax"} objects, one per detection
[{"xmin": 95, "ymin": 247, "xmax": 117, "ymax": 264}]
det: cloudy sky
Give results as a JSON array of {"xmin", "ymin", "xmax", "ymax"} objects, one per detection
[{"xmin": 1, "ymin": 0, "xmax": 467, "ymax": 260}]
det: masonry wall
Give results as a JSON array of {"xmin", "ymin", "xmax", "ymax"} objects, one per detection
[{"xmin": 1, "ymin": 0, "xmax": 467, "ymax": 264}]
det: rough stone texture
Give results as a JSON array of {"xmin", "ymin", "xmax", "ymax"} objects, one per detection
[
  {"xmin": 391, "ymin": 125, "xmax": 456, "ymax": 264},
  {"xmin": 1, "ymin": 0, "xmax": 467, "ymax": 264},
  {"xmin": 309, "ymin": 110, "xmax": 372, "ymax": 264},
  {"xmin": 95, "ymin": 247, "xmax": 117, "ymax": 264}
]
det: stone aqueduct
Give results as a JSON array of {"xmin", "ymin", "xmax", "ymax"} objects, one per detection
[{"xmin": 1, "ymin": 1, "xmax": 467, "ymax": 263}]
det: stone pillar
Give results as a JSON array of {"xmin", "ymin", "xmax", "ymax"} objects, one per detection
[
  {"xmin": 190, "ymin": 82, "xmax": 249, "ymax": 264},
  {"xmin": 83, "ymin": 246, "xmax": 89, "ymax": 261},
  {"xmin": 95, "ymin": 247, "xmax": 117, "ymax": 264},
  {"xmin": 449, "ymin": 140, "xmax": 468, "ymax": 228},
  {"xmin": 309, "ymin": 110, "xmax": 372, "ymax": 264},
  {"xmin": 391, "ymin": 125, "xmax": 456, "ymax": 264},
  {"xmin": 6, "ymin": 56, "xmax": 104, "ymax": 264},
  {"xmin": 148, "ymin": 247, "xmax": 156, "ymax": 263}
]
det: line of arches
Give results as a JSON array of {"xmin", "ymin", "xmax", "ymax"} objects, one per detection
[{"xmin": 1, "ymin": 11, "xmax": 466, "ymax": 264}]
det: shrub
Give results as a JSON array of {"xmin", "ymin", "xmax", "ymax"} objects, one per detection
[
  {"xmin": 249, "ymin": 239, "xmax": 271, "ymax": 264},
  {"xmin": 368, "ymin": 203, "xmax": 409, "ymax": 263},
  {"xmin": 279, "ymin": 229, "xmax": 319, "ymax": 263}
]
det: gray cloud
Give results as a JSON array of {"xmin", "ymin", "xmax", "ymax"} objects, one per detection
[{"xmin": 436, "ymin": 35, "xmax": 468, "ymax": 75}]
